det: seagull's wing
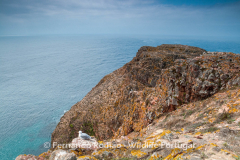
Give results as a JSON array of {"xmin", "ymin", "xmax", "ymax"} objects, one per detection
[{"xmin": 81, "ymin": 133, "xmax": 91, "ymax": 140}]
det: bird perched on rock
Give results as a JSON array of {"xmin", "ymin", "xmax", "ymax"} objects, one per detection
[{"xmin": 79, "ymin": 131, "xmax": 92, "ymax": 140}]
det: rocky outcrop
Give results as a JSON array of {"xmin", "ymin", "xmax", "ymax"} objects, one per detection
[
  {"xmin": 16, "ymin": 154, "xmax": 39, "ymax": 160},
  {"xmin": 27, "ymin": 86, "xmax": 240, "ymax": 160},
  {"xmin": 51, "ymin": 44, "xmax": 240, "ymax": 149}
]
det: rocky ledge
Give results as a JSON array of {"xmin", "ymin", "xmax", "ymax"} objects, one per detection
[{"xmin": 16, "ymin": 44, "xmax": 240, "ymax": 160}]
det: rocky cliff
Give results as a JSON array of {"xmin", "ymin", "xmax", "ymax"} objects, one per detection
[
  {"xmin": 51, "ymin": 44, "xmax": 240, "ymax": 147},
  {"xmin": 17, "ymin": 85, "xmax": 240, "ymax": 160}
]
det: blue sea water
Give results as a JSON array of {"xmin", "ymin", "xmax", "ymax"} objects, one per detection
[{"xmin": 0, "ymin": 35, "xmax": 239, "ymax": 160}]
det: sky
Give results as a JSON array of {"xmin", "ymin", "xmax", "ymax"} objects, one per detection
[{"xmin": 0, "ymin": 0, "xmax": 240, "ymax": 37}]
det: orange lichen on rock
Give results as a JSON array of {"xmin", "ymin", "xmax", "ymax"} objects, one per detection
[
  {"xmin": 131, "ymin": 150, "xmax": 147, "ymax": 158},
  {"xmin": 77, "ymin": 155, "xmax": 97, "ymax": 160},
  {"xmin": 149, "ymin": 152, "xmax": 162, "ymax": 160}
]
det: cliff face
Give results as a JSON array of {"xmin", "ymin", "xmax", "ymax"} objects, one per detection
[{"xmin": 51, "ymin": 44, "xmax": 240, "ymax": 147}]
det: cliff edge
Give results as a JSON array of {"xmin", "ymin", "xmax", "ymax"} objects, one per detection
[{"xmin": 51, "ymin": 44, "xmax": 240, "ymax": 148}]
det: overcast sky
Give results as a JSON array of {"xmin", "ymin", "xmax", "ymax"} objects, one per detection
[{"xmin": 0, "ymin": 0, "xmax": 240, "ymax": 37}]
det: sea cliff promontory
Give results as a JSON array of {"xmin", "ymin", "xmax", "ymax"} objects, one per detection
[
  {"xmin": 51, "ymin": 44, "xmax": 240, "ymax": 145},
  {"xmin": 16, "ymin": 44, "xmax": 240, "ymax": 160}
]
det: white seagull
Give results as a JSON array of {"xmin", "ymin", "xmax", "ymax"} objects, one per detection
[{"xmin": 79, "ymin": 131, "xmax": 92, "ymax": 140}]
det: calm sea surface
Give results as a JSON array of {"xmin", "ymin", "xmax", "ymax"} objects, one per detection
[{"xmin": 0, "ymin": 35, "xmax": 239, "ymax": 160}]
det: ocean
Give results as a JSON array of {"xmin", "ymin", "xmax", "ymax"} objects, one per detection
[{"xmin": 0, "ymin": 35, "xmax": 239, "ymax": 160}]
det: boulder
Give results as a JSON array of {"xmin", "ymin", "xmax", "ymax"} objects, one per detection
[{"xmin": 49, "ymin": 149, "xmax": 76, "ymax": 160}]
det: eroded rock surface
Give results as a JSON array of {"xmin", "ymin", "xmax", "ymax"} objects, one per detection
[
  {"xmin": 51, "ymin": 44, "xmax": 240, "ymax": 148},
  {"xmin": 37, "ymin": 86, "xmax": 240, "ymax": 159}
]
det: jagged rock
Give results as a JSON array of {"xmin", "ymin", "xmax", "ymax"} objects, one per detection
[
  {"xmin": 155, "ymin": 148, "xmax": 172, "ymax": 158},
  {"xmin": 15, "ymin": 155, "xmax": 38, "ymax": 160},
  {"xmin": 162, "ymin": 133, "xmax": 174, "ymax": 141},
  {"xmin": 92, "ymin": 150, "xmax": 114, "ymax": 159}
]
